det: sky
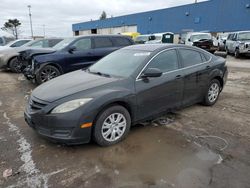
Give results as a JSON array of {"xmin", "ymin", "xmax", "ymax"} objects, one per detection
[{"xmin": 0, "ymin": 0, "xmax": 207, "ymax": 38}]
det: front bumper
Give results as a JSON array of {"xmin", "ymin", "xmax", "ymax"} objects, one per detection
[
  {"xmin": 239, "ymin": 48, "xmax": 250, "ymax": 54},
  {"xmin": 23, "ymin": 66, "xmax": 35, "ymax": 80},
  {"xmin": 24, "ymin": 97, "xmax": 96, "ymax": 145}
]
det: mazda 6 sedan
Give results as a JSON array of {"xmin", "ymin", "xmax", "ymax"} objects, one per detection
[{"xmin": 24, "ymin": 44, "xmax": 228, "ymax": 146}]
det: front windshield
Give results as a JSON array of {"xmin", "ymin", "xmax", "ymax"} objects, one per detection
[
  {"xmin": 191, "ymin": 34, "xmax": 211, "ymax": 42},
  {"xmin": 238, "ymin": 32, "xmax": 250, "ymax": 40},
  {"xmin": 88, "ymin": 49, "xmax": 151, "ymax": 78},
  {"xmin": 53, "ymin": 38, "xmax": 75, "ymax": 50}
]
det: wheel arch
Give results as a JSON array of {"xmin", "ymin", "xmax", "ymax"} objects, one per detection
[
  {"xmin": 92, "ymin": 100, "xmax": 134, "ymax": 127},
  {"xmin": 212, "ymin": 76, "xmax": 224, "ymax": 89},
  {"xmin": 7, "ymin": 56, "xmax": 17, "ymax": 67},
  {"xmin": 44, "ymin": 62, "xmax": 64, "ymax": 74}
]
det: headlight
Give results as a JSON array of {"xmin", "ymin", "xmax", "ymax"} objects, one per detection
[
  {"xmin": 51, "ymin": 98, "xmax": 92, "ymax": 114},
  {"xmin": 239, "ymin": 43, "xmax": 245, "ymax": 50}
]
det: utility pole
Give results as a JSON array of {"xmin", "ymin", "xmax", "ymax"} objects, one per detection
[
  {"xmin": 27, "ymin": 5, "xmax": 34, "ymax": 38},
  {"xmin": 43, "ymin": 24, "xmax": 45, "ymax": 37}
]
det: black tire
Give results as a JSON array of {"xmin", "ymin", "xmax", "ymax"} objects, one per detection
[
  {"xmin": 35, "ymin": 65, "xmax": 60, "ymax": 84},
  {"xmin": 203, "ymin": 79, "xmax": 221, "ymax": 106},
  {"xmin": 93, "ymin": 105, "xmax": 131, "ymax": 146},
  {"xmin": 234, "ymin": 49, "xmax": 240, "ymax": 58},
  {"xmin": 9, "ymin": 57, "xmax": 22, "ymax": 73}
]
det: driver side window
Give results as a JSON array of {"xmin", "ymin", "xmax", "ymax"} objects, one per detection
[
  {"xmin": 147, "ymin": 50, "xmax": 179, "ymax": 73},
  {"xmin": 72, "ymin": 38, "xmax": 91, "ymax": 51}
]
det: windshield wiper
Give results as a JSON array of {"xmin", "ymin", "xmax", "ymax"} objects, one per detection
[{"xmin": 87, "ymin": 69, "xmax": 111, "ymax": 77}]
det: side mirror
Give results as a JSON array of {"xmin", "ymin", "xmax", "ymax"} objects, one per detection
[
  {"xmin": 141, "ymin": 68, "xmax": 162, "ymax": 79},
  {"xmin": 68, "ymin": 46, "xmax": 76, "ymax": 53}
]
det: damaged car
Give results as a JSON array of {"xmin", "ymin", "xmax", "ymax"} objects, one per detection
[
  {"xmin": 23, "ymin": 35, "xmax": 134, "ymax": 84},
  {"xmin": 24, "ymin": 44, "xmax": 228, "ymax": 146},
  {"xmin": 0, "ymin": 38, "xmax": 63, "ymax": 72},
  {"xmin": 185, "ymin": 32, "xmax": 217, "ymax": 53}
]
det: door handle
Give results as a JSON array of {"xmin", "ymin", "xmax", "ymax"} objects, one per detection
[
  {"xmin": 175, "ymin": 75, "xmax": 182, "ymax": 79},
  {"xmin": 206, "ymin": 65, "xmax": 211, "ymax": 69}
]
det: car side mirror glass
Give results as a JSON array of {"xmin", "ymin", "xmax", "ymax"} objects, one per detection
[
  {"xmin": 141, "ymin": 68, "xmax": 162, "ymax": 79},
  {"xmin": 68, "ymin": 46, "xmax": 76, "ymax": 53}
]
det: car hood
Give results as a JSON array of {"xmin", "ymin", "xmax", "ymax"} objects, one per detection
[
  {"xmin": 32, "ymin": 70, "xmax": 119, "ymax": 102},
  {"xmin": 19, "ymin": 48, "xmax": 56, "ymax": 60}
]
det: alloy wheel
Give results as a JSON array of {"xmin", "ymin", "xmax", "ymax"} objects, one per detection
[
  {"xmin": 101, "ymin": 113, "xmax": 127, "ymax": 142},
  {"xmin": 40, "ymin": 67, "xmax": 59, "ymax": 83},
  {"xmin": 208, "ymin": 83, "xmax": 220, "ymax": 103}
]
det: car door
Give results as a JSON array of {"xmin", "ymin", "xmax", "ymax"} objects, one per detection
[
  {"xmin": 135, "ymin": 49, "xmax": 184, "ymax": 120},
  {"xmin": 92, "ymin": 37, "xmax": 118, "ymax": 61},
  {"xmin": 178, "ymin": 48, "xmax": 211, "ymax": 106},
  {"xmin": 63, "ymin": 37, "xmax": 95, "ymax": 72}
]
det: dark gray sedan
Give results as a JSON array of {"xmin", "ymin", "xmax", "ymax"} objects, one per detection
[{"xmin": 24, "ymin": 44, "xmax": 228, "ymax": 146}]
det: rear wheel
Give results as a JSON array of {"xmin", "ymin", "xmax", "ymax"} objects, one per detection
[
  {"xmin": 93, "ymin": 105, "xmax": 131, "ymax": 146},
  {"xmin": 36, "ymin": 65, "xmax": 60, "ymax": 84},
  {"xmin": 203, "ymin": 79, "xmax": 221, "ymax": 106},
  {"xmin": 9, "ymin": 57, "xmax": 22, "ymax": 73}
]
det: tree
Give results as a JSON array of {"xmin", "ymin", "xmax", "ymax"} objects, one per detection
[
  {"xmin": 1, "ymin": 19, "xmax": 21, "ymax": 39},
  {"xmin": 100, "ymin": 11, "xmax": 107, "ymax": 20}
]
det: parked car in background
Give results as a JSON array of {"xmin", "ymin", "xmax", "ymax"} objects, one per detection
[
  {"xmin": 216, "ymin": 33, "xmax": 228, "ymax": 51},
  {"xmin": 146, "ymin": 32, "xmax": 174, "ymax": 44},
  {"xmin": 0, "ymin": 38, "xmax": 63, "ymax": 72},
  {"xmin": 24, "ymin": 44, "xmax": 228, "ymax": 146},
  {"xmin": 23, "ymin": 35, "xmax": 134, "ymax": 84},
  {"xmin": 0, "ymin": 39, "xmax": 32, "ymax": 50},
  {"xmin": 225, "ymin": 31, "xmax": 250, "ymax": 58},
  {"xmin": 121, "ymin": 32, "xmax": 140, "ymax": 40},
  {"xmin": 0, "ymin": 36, "xmax": 14, "ymax": 46},
  {"xmin": 134, "ymin": 34, "xmax": 151, "ymax": 44},
  {"xmin": 185, "ymin": 32, "xmax": 217, "ymax": 53}
]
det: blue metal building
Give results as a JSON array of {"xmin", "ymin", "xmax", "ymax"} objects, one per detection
[{"xmin": 72, "ymin": 0, "xmax": 250, "ymax": 35}]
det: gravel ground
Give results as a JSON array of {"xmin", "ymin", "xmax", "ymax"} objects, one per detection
[{"xmin": 0, "ymin": 55, "xmax": 250, "ymax": 188}]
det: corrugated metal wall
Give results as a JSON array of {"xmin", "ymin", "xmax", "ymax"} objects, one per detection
[{"xmin": 72, "ymin": 0, "xmax": 250, "ymax": 35}]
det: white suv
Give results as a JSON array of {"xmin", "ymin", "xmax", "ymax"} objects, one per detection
[{"xmin": 225, "ymin": 31, "xmax": 250, "ymax": 58}]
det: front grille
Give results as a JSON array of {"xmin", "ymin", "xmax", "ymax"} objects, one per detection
[{"xmin": 29, "ymin": 98, "xmax": 47, "ymax": 110}]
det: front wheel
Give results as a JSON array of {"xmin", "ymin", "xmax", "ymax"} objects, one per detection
[
  {"xmin": 234, "ymin": 49, "xmax": 240, "ymax": 58},
  {"xmin": 9, "ymin": 57, "xmax": 22, "ymax": 73},
  {"xmin": 93, "ymin": 105, "xmax": 131, "ymax": 146},
  {"xmin": 203, "ymin": 79, "xmax": 221, "ymax": 106},
  {"xmin": 36, "ymin": 65, "xmax": 61, "ymax": 84}
]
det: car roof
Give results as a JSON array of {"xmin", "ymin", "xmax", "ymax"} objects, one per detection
[
  {"xmin": 75, "ymin": 34, "xmax": 131, "ymax": 38},
  {"xmin": 122, "ymin": 44, "xmax": 190, "ymax": 52}
]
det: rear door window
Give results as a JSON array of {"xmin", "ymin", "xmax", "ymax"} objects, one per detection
[
  {"xmin": 179, "ymin": 49, "xmax": 203, "ymax": 67},
  {"xmin": 147, "ymin": 49, "xmax": 179, "ymax": 72},
  {"xmin": 113, "ymin": 37, "xmax": 131, "ymax": 46},
  {"xmin": 93, "ymin": 37, "xmax": 113, "ymax": 48}
]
